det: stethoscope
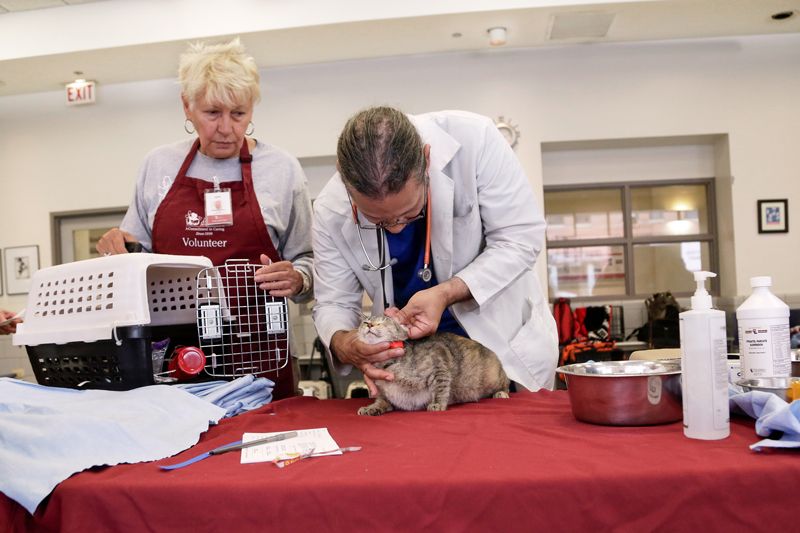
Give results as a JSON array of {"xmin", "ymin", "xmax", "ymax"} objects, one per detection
[{"xmin": 350, "ymin": 184, "xmax": 433, "ymax": 284}]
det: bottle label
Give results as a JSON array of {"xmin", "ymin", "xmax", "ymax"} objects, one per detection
[
  {"xmin": 712, "ymin": 336, "xmax": 729, "ymax": 430},
  {"xmin": 739, "ymin": 318, "xmax": 790, "ymax": 377},
  {"xmin": 679, "ymin": 315, "xmax": 730, "ymax": 436}
]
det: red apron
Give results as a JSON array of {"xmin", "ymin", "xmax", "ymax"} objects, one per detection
[{"xmin": 152, "ymin": 139, "xmax": 295, "ymax": 399}]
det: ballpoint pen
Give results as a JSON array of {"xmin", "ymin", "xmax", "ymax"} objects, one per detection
[{"xmin": 273, "ymin": 446, "xmax": 362, "ymax": 468}]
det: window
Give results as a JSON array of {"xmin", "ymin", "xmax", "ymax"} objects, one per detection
[
  {"xmin": 51, "ymin": 207, "xmax": 127, "ymax": 265},
  {"xmin": 544, "ymin": 180, "xmax": 717, "ymax": 299}
]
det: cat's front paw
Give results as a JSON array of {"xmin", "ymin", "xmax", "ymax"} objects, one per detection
[
  {"xmin": 426, "ymin": 402, "xmax": 447, "ymax": 412},
  {"xmin": 493, "ymin": 391, "xmax": 510, "ymax": 399},
  {"xmin": 358, "ymin": 397, "xmax": 393, "ymax": 416}
]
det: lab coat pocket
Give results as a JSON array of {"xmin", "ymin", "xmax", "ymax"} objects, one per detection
[
  {"xmin": 451, "ymin": 206, "xmax": 481, "ymax": 262},
  {"xmin": 453, "ymin": 200, "xmax": 475, "ymax": 218},
  {"xmin": 508, "ymin": 309, "xmax": 559, "ymax": 391}
]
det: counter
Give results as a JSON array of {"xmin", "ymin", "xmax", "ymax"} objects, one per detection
[{"xmin": 2, "ymin": 391, "xmax": 795, "ymax": 532}]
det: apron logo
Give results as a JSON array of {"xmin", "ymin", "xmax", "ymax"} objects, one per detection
[{"xmin": 185, "ymin": 210, "xmax": 204, "ymax": 228}]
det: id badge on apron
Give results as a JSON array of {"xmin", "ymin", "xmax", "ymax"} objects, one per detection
[{"xmin": 204, "ymin": 188, "xmax": 233, "ymax": 226}]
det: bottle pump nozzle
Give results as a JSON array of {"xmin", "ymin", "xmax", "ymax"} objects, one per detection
[{"xmin": 691, "ymin": 271, "xmax": 716, "ymax": 310}]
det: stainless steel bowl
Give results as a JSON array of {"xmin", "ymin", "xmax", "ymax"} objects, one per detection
[
  {"xmin": 736, "ymin": 376, "xmax": 800, "ymax": 402},
  {"xmin": 557, "ymin": 360, "xmax": 682, "ymax": 426}
]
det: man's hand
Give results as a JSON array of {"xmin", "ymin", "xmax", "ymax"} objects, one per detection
[
  {"xmin": 385, "ymin": 297, "xmax": 441, "ymax": 339},
  {"xmin": 387, "ymin": 277, "xmax": 471, "ymax": 339},
  {"xmin": 96, "ymin": 228, "xmax": 138, "ymax": 255},
  {"xmin": 330, "ymin": 329, "xmax": 405, "ymax": 397},
  {"xmin": 253, "ymin": 254, "xmax": 304, "ymax": 297}
]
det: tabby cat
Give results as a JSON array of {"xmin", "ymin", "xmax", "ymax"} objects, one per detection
[{"xmin": 355, "ymin": 315, "xmax": 510, "ymax": 416}]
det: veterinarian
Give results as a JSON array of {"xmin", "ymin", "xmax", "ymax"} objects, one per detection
[
  {"xmin": 312, "ymin": 106, "xmax": 558, "ymax": 394},
  {"xmin": 96, "ymin": 38, "xmax": 314, "ymax": 399}
]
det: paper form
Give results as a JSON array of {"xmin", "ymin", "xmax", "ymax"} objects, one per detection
[{"xmin": 240, "ymin": 428, "xmax": 341, "ymax": 464}]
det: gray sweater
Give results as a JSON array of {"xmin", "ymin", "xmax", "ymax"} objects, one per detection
[{"xmin": 121, "ymin": 138, "xmax": 314, "ymax": 303}]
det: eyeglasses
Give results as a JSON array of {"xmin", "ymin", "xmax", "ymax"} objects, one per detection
[{"xmin": 349, "ymin": 183, "xmax": 427, "ymax": 231}]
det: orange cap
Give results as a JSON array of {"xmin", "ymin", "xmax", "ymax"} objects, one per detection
[{"xmin": 790, "ymin": 381, "xmax": 800, "ymax": 402}]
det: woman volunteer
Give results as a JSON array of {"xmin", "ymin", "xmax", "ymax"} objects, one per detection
[{"xmin": 97, "ymin": 38, "xmax": 313, "ymax": 399}]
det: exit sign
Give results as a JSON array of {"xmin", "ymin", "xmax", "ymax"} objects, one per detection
[{"xmin": 65, "ymin": 80, "xmax": 96, "ymax": 106}]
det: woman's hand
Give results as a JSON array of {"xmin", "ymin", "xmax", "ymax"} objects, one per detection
[
  {"xmin": 0, "ymin": 309, "xmax": 22, "ymax": 335},
  {"xmin": 253, "ymin": 254, "xmax": 304, "ymax": 297},
  {"xmin": 96, "ymin": 228, "xmax": 138, "ymax": 255},
  {"xmin": 330, "ymin": 329, "xmax": 405, "ymax": 397}
]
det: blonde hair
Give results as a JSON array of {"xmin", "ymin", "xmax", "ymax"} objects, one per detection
[{"xmin": 178, "ymin": 37, "xmax": 261, "ymax": 109}]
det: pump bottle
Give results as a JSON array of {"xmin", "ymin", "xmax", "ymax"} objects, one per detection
[
  {"xmin": 680, "ymin": 271, "xmax": 729, "ymax": 440},
  {"xmin": 737, "ymin": 276, "xmax": 790, "ymax": 378}
]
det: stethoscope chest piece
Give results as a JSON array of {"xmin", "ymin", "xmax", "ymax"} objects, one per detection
[{"xmin": 417, "ymin": 267, "xmax": 432, "ymax": 283}]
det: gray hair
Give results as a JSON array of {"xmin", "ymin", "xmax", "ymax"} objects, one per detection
[
  {"xmin": 178, "ymin": 37, "xmax": 261, "ymax": 110},
  {"xmin": 337, "ymin": 106, "xmax": 426, "ymax": 198}
]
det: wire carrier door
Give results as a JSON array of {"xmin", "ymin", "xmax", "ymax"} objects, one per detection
[{"xmin": 196, "ymin": 259, "xmax": 290, "ymax": 377}]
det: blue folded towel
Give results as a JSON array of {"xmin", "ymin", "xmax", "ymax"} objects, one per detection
[
  {"xmin": 176, "ymin": 375, "xmax": 274, "ymax": 417},
  {"xmin": 0, "ymin": 378, "xmax": 226, "ymax": 514},
  {"xmin": 730, "ymin": 391, "xmax": 800, "ymax": 451}
]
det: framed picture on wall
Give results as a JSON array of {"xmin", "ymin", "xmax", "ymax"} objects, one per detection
[
  {"xmin": 757, "ymin": 199, "xmax": 789, "ymax": 234},
  {"xmin": 3, "ymin": 245, "xmax": 40, "ymax": 295},
  {"xmin": 0, "ymin": 254, "xmax": 3, "ymax": 296}
]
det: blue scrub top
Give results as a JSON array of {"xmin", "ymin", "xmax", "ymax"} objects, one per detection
[{"xmin": 385, "ymin": 219, "xmax": 468, "ymax": 337}]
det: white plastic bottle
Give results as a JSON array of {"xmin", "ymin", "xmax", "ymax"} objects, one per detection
[
  {"xmin": 680, "ymin": 271, "xmax": 730, "ymax": 440},
  {"xmin": 737, "ymin": 276, "xmax": 791, "ymax": 378}
]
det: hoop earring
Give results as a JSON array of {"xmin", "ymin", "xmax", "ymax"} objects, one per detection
[
  {"xmin": 184, "ymin": 119, "xmax": 195, "ymax": 135},
  {"xmin": 246, "ymin": 121, "xmax": 254, "ymax": 136}
]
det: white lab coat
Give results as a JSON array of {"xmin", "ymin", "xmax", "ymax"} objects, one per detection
[{"xmin": 312, "ymin": 110, "xmax": 558, "ymax": 391}]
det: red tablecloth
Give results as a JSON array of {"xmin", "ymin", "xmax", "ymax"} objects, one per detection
[{"xmin": 2, "ymin": 391, "xmax": 796, "ymax": 532}]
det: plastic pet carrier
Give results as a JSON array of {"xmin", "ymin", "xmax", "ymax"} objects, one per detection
[{"xmin": 12, "ymin": 254, "xmax": 213, "ymax": 390}]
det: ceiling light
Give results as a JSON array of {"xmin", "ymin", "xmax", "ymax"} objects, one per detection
[
  {"xmin": 771, "ymin": 10, "xmax": 794, "ymax": 20},
  {"xmin": 487, "ymin": 27, "xmax": 507, "ymax": 46}
]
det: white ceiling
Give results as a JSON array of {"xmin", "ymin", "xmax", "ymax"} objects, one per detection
[
  {"xmin": 0, "ymin": 0, "xmax": 106, "ymax": 12},
  {"xmin": 0, "ymin": 0, "xmax": 798, "ymax": 97}
]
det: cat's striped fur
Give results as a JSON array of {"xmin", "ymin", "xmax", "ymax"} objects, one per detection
[{"xmin": 356, "ymin": 315, "xmax": 510, "ymax": 416}]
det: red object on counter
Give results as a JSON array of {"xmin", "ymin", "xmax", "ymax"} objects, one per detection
[{"xmin": 168, "ymin": 346, "xmax": 206, "ymax": 380}]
